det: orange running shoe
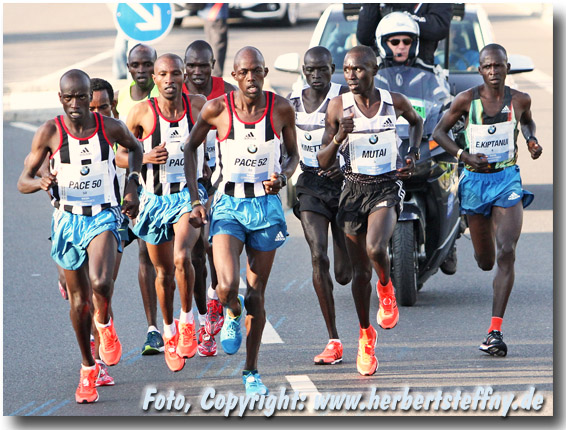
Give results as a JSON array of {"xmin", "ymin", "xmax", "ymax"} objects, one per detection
[
  {"xmin": 176, "ymin": 321, "xmax": 197, "ymax": 359},
  {"xmin": 164, "ymin": 320, "xmax": 185, "ymax": 372},
  {"xmin": 75, "ymin": 363, "xmax": 100, "ymax": 404},
  {"xmin": 97, "ymin": 317, "xmax": 122, "ymax": 366},
  {"xmin": 314, "ymin": 340, "xmax": 343, "ymax": 365},
  {"xmin": 357, "ymin": 326, "xmax": 378, "ymax": 376},
  {"xmin": 376, "ymin": 280, "xmax": 399, "ymax": 329}
]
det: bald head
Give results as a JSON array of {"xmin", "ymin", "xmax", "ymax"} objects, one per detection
[
  {"xmin": 59, "ymin": 69, "xmax": 91, "ymax": 94},
  {"xmin": 480, "ymin": 43, "xmax": 508, "ymax": 62},
  {"xmin": 60, "ymin": 69, "xmax": 90, "ymax": 90},
  {"xmin": 128, "ymin": 43, "xmax": 157, "ymax": 62},
  {"xmin": 233, "ymin": 46, "xmax": 265, "ymax": 70},
  {"xmin": 345, "ymin": 45, "xmax": 377, "ymax": 68},
  {"xmin": 304, "ymin": 46, "xmax": 333, "ymax": 65},
  {"xmin": 155, "ymin": 53, "xmax": 184, "ymax": 70}
]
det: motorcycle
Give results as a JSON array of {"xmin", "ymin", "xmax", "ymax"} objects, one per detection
[{"xmin": 374, "ymin": 64, "xmax": 463, "ymax": 306}]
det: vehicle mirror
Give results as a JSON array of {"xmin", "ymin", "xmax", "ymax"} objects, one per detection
[
  {"xmin": 508, "ymin": 54, "xmax": 535, "ymax": 74},
  {"xmin": 274, "ymin": 53, "xmax": 301, "ymax": 74}
]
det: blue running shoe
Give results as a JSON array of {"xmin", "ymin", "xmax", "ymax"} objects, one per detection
[
  {"xmin": 142, "ymin": 331, "xmax": 165, "ymax": 355},
  {"xmin": 220, "ymin": 294, "xmax": 244, "ymax": 355},
  {"xmin": 243, "ymin": 370, "xmax": 268, "ymax": 396}
]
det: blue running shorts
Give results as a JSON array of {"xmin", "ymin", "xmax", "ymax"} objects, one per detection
[
  {"xmin": 133, "ymin": 185, "xmax": 208, "ymax": 246},
  {"xmin": 51, "ymin": 206, "xmax": 123, "ymax": 271},
  {"xmin": 210, "ymin": 193, "xmax": 288, "ymax": 252},
  {"xmin": 459, "ymin": 165, "xmax": 534, "ymax": 217}
]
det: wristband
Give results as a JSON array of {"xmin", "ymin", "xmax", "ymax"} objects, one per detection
[
  {"xmin": 332, "ymin": 136, "xmax": 342, "ymax": 146},
  {"xmin": 456, "ymin": 148, "xmax": 464, "ymax": 161},
  {"xmin": 527, "ymin": 136, "xmax": 538, "ymax": 145},
  {"xmin": 191, "ymin": 199, "xmax": 202, "ymax": 207},
  {"xmin": 127, "ymin": 171, "xmax": 140, "ymax": 185}
]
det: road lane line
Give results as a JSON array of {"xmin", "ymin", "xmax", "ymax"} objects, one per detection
[
  {"xmin": 285, "ymin": 375, "xmax": 320, "ymax": 413},
  {"xmin": 238, "ymin": 276, "xmax": 284, "ymax": 344},
  {"xmin": 24, "ymin": 399, "xmax": 56, "ymax": 416},
  {"xmin": 10, "ymin": 401, "xmax": 35, "ymax": 416},
  {"xmin": 11, "ymin": 122, "xmax": 39, "ymax": 133},
  {"xmin": 521, "ymin": 69, "xmax": 553, "ymax": 95},
  {"xmin": 40, "ymin": 399, "xmax": 72, "ymax": 416}
]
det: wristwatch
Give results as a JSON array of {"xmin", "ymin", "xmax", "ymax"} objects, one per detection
[
  {"xmin": 127, "ymin": 171, "xmax": 141, "ymax": 186},
  {"xmin": 407, "ymin": 146, "xmax": 420, "ymax": 160},
  {"xmin": 278, "ymin": 173, "xmax": 287, "ymax": 187}
]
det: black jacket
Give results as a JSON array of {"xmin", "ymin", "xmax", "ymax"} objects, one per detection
[{"xmin": 356, "ymin": 3, "xmax": 453, "ymax": 66}]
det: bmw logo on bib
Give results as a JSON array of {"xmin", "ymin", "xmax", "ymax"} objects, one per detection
[
  {"xmin": 180, "ymin": 144, "xmax": 184, "ymax": 152},
  {"xmin": 369, "ymin": 135, "xmax": 378, "ymax": 144},
  {"xmin": 80, "ymin": 166, "xmax": 90, "ymax": 176},
  {"xmin": 304, "ymin": 132, "xmax": 312, "ymax": 141},
  {"xmin": 488, "ymin": 125, "xmax": 497, "ymax": 135},
  {"xmin": 248, "ymin": 144, "xmax": 258, "ymax": 154}
]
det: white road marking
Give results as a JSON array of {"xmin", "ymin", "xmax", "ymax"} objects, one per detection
[
  {"xmin": 11, "ymin": 122, "xmax": 39, "ymax": 133},
  {"xmin": 239, "ymin": 277, "xmax": 284, "ymax": 344},
  {"xmin": 520, "ymin": 69, "xmax": 553, "ymax": 95},
  {"xmin": 285, "ymin": 375, "xmax": 320, "ymax": 413}
]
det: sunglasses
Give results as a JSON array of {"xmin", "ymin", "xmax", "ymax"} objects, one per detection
[{"xmin": 387, "ymin": 38, "xmax": 413, "ymax": 46}]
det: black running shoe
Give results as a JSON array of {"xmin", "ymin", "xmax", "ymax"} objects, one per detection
[
  {"xmin": 440, "ymin": 245, "xmax": 457, "ymax": 275},
  {"xmin": 479, "ymin": 330, "xmax": 507, "ymax": 357}
]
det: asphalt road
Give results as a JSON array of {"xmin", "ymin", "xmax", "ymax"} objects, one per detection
[{"xmin": 2, "ymin": 2, "xmax": 555, "ymax": 422}]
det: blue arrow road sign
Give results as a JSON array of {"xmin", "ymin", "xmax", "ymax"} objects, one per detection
[{"xmin": 114, "ymin": 3, "xmax": 174, "ymax": 44}]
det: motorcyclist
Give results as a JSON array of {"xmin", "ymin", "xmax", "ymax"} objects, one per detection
[
  {"xmin": 375, "ymin": 11, "xmax": 459, "ymax": 275},
  {"xmin": 375, "ymin": 12, "xmax": 432, "ymax": 72}
]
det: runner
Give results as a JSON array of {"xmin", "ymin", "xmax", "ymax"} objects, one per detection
[
  {"xmin": 184, "ymin": 46, "xmax": 299, "ymax": 394},
  {"xmin": 432, "ymin": 43, "xmax": 542, "ymax": 357},
  {"xmin": 183, "ymin": 40, "xmax": 236, "ymax": 357},
  {"xmin": 288, "ymin": 46, "xmax": 352, "ymax": 365},
  {"xmin": 114, "ymin": 43, "xmax": 164, "ymax": 356},
  {"xmin": 17, "ymin": 69, "xmax": 143, "ymax": 403},
  {"xmin": 318, "ymin": 46, "xmax": 423, "ymax": 376},
  {"xmin": 122, "ymin": 53, "xmax": 208, "ymax": 372}
]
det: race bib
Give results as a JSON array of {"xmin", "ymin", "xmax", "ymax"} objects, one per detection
[
  {"xmin": 57, "ymin": 160, "xmax": 112, "ymax": 206},
  {"xmin": 298, "ymin": 128, "xmax": 324, "ymax": 168},
  {"xmin": 349, "ymin": 130, "xmax": 398, "ymax": 175},
  {"xmin": 160, "ymin": 141, "xmax": 186, "ymax": 184},
  {"xmin": 468, "ymin": 122, "xmax": 514, "ymax": 163},
  {"xmin": 226, "ymin": 140, "xmax": 274, "ymax": 183}
]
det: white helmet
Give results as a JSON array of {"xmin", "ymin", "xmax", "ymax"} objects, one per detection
[{"xmin": 376, "ymin": 12, "xmax": 420, "ymax": 61}]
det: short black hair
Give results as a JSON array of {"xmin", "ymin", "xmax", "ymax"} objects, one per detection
[
  {"xmin": 90, "ymin": 78, "xmax": 114, "ymax": 103},
  {"xmin": 185, "ymin": 40, "xmax": 214, "ymax": 60}
]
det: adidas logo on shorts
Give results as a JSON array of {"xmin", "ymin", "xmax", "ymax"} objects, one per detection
[
  {"xmin": 275, "ymin": 231, "xmax": 285, "ymax": 242},
  {"xmin": 508, "ymin": 192, "xmax": 521, "ymax": 200}
]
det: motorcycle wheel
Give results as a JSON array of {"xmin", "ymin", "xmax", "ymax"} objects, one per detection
[{"xmin": 391, "ymin": 221, "xmax": 418, "ymax": 306}]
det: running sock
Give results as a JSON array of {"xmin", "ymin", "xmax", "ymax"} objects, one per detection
[
  {"xmin": 94, "ymin": 316, "xmax": 112, "ymax": 329},
  {"xmin": 198, "ymin": 313, "xmax": 206, "ymax": 326},
  {"xmin": 208, "ymin": 286, "xmax": 219, "ymax": 300},
  {"xmin": 163, "ymin": 321, "xmax": 177, "ymax": 338},
  {"xmin": 147, "ymin": 325, "xmax": 159, "ymax": 334},
  {"xmin": 81, "ymin": 363, "xmax": 97, "ymax": 371},
  {"xmin": 329, "ymin": 339, "xmax": 341, "ymax": 344},
  {"xmin": 179, "ymin": 309, "xmax": 194, "ymax": 324},
  {"xmin": 242, "ymin": 369, "xmax": 257, "ymax": 377},
  {"xmin": 488, "ymin": 317, "xmax": 503, "ymax": 333},
  {"xmin": 377, "ymin": 279, "xmax": 393, "ymax": 295}
]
